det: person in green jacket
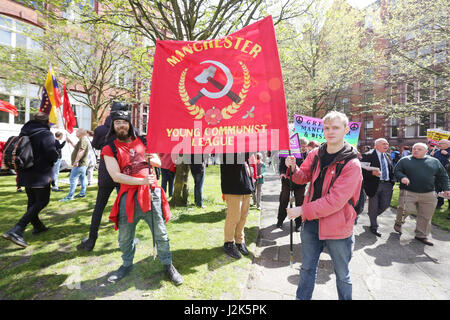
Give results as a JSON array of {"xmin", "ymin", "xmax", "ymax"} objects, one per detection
[
  {"xmin": 394, "ymin": 142, "xmax": 450, "ymax": 246},
  {"xmin": 255, "ymin": 153, "xmax": 266, "ymax": 210}
]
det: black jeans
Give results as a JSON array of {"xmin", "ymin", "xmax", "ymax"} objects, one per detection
[
  {"xmin": 88, "ymin": 186, "xmax": 117, "ymax": 240},
  {"xmin": 17, "ymin": 185, "xmax": 51, "ymax": 230},
  {"xmin": 277, "ymin": 178, "xmax": 305, "ymax": 228}
]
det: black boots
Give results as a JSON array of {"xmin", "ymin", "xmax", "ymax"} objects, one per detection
[
  {"xmin": 107, "ymin": 265, "xmax": 133, "ymax": 283},
  {"xmin": 32, "ymin": 224, "xmax": 49, "ymax": 235},
  {"xmin": 223, "ymin": 242, "xmax": 241, "ymax": 259},
  {"xmin": 76, "ymin": 237, "xmax": 96, "ymax": 251},
  {"xmin": 164, "ymin": 264, "xmax": 184, "ymax": 286},
  {"xmin": 2, "ymin": 225, "xmax": 28, "ymax": 248},
  {"xmin": 236, "ymin": 243, "xmax": 249, "ymax": 256},
  {"xmin": 107, "ymin": 264, "xmax": 184, "ymax": 286}
]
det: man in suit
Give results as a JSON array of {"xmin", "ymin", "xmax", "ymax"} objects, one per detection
[{"xmin": 361, "ymin": 138, "xmax": 395, "ymax": 237}]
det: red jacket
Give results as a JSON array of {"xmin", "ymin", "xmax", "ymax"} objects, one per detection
[
  {"xmin": 102, "ymin": 139, "xmax": 171, "ymax": 230},
  {"xmin": 290, "ymin": 143, "xmax": 362, "ymax": 240}
]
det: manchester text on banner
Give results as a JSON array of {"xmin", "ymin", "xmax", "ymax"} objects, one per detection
[{"xmin": 147, "ymin": 16, "xmax": 290, "ymax": 154}]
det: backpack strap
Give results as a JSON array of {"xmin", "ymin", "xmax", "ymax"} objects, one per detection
[
  {"xmin": 310, "ymin": 154, "xmax": 319, "ymax": 176},
  {"xmin": 137, "ymin": 135, "xmax": 147, "ymax": 146},
  {"xmin": 108, "ymin": 135, "xmax": 147, "ymax": 160},
  {"xmin": 329, "ymin": 158, "xmax": 352, "ymax": 190},
  {"xmin": 108, "ymin": 140, "xmax": 118, "ymax": 159},
  {"xmin": 327, "ymin": 157, "xmax": 358, "ymax": 207}
]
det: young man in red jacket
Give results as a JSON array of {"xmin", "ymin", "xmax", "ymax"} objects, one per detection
[{"xmin": 286, "ymin": 111, "xmax": 362, "ymax": 300}]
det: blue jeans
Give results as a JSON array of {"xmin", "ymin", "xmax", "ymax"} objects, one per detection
[
  {"xmin": 161, "ymin": 168, "xmax": 175, "ymax": 197},
  {"xmin": 192, "ymin": 171, "xmax": 205, "ymax": 207},
  {"xmin": 67, "ymin": 166, "xmax": 87, "ymax": 198},
  {"xmin": 52, "ymin": 158, "xmax": 62, "ymax": 188},
  {"xmin": 118, "ymin": 188, "xmax": 172, "ymax": 267},
  {"xmin": 296, "ymin": 220, "xmax": 354, "ymax": 300}
]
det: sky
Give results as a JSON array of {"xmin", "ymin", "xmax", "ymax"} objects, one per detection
[{"xmin": 346, "ymin": 0, "xmax": 378, "ymax": 9}]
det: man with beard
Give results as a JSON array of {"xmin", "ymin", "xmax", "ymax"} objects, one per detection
[
  {"xmin": 77, "ymin": 101, "xmax": 130, "ymax": 252},
  {"xmin": 102, "ymin": 109, "xmax": 183, "ymax": 285}
]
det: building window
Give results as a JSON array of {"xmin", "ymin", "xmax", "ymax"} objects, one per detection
[
  {"xmin": 63, "ymin": 0, "xmax": 96, "ymax": 20},
  {"xmin": 418, "ymin": 114, "xmax": 430, "ymax": 137},
  {"xmin": 0, "ymin": 15, "xmax": 12, "ymax": 46},
  {"xmin": 0, "ymin": 83, "xmax": 40, "ymax": 128},
  {"xmin": 390, "ymin": 118, "xmax": 398, "ymax": 138},
  {"xmin": 365, "ymin": 93, "xmax": 374, "ymax": 110},
  {"xmin": 365, "ymin": 68, "xmax": 374, "ymax": 85},
  {"xmin": 405, "ymin": 117, "xmax": 415, "ymax": 137},
  {"xmin": 342, "ymin": 97, "xmax": 350, "ymax": 115},
  {"xmin": 0, "ymin": 14, "xmax": 42, "ymax": 50},
  {"xmin": 435, "ymin": 113, "xmax": 446, "ymax": 129},
  {"xmin": 142, "ymin": 104, "xmax": 148, "ymax": 134},
  {"xmin": 406, "ymin": 82, "xmax": 415, "ymax": 103},
  {"xmin": 365, "ymin": 119, "xmax": 373, "ymax": 139},
  {"xmin": 418, "ymin": 45, "xmax": 432, "ymax": 57},
  {"xmin": 0, "ymin": 93, "xmax": 10, "ymax": 123},
  {"xmin": 435, "ymin": 77, "xmax": 445, "ymax": 100},
  {"xmin": 73, "ymin": 104, "xmax": 92, "ymax": 130},
  {"xmin": 419, "ymin": 80, "xmax": 431, "ymax": 102},
  {"xmin": 13, "ymin": 96, "xmax": 26, "ymax": 125},
  {"xmin": 389, "ymin": 85, "xmax": 399, "ymax": 105}
]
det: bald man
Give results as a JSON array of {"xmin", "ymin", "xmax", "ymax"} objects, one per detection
[
  {"xmin": 361, "ymin": 138, "xmax": 395, "ymax": 237},
  {"xmin": 394, "ymin": 143, "xmax": 450, "ymax": 246}
]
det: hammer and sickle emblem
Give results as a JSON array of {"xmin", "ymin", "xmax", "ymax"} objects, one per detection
[{"xmin": 189, "ymin": 60, "xmax": 241, "ymax": 105}]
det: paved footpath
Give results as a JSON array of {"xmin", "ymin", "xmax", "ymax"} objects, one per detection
[{"xmin": 242, "ymin": 166, "xmax": 450, "ymax": 300}]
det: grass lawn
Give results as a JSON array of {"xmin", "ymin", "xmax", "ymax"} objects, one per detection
[
  {"xmin": 0, "ymin": 165, "xmax": 260, "ymax": 300},
  {"xmin": 390, "ymin": 183, "xmax": 450, "ymax": 231}
]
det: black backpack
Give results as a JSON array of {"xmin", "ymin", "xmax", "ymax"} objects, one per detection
[
  {"xmin": 310, "ymin": 155, "xmax": 365, "ymax": 215},
  {"xmin": 2, "ymin": 132, "xmax": 40, "ymax": 171}
]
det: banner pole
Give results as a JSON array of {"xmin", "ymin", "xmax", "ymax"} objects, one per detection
[
  {"xmin": 148, "ymin": 157, "xmax": 157, "ymax": 260},
  {"xmin": 288, "ymin": 150, "xmax": 294, "ymax": 269}
]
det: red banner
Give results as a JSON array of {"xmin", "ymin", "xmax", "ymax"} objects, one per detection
[{"xmin": 147, "ymin": 16, "xmax": 289, "ymax": 154}]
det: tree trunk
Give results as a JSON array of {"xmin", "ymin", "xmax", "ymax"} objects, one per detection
[{"xmin": 170, "ymin": 163, "xmax": 190, "ymax": 207}]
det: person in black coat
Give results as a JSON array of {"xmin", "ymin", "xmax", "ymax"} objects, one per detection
[
  {"xmin": 77, "ymin": 101, "xmax": 132, "ymax": 251},
  {"xmin": 361, "ymin": 138, "xmax": 395, "ymax": 237},
  {"xmin": 277, "ymin": 138, "xmax": 309, "ymax": 231},
  {"xmin": 2, "ymin": 112, "xmax": 58, "ymax": 248},
  {"xmin": 220, "ymin": 153, "xmax": 254, "ymax": 259}
]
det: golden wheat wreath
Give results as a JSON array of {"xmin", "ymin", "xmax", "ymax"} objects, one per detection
[{"xmin": 178, "ymin": 61, "xmax": 251, "ymax": 120}]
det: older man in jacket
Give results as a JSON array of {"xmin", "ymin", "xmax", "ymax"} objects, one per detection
[
  {"xmin": 361, "ymin": 138, "xmax": 395, "ymax": 237},
  {"xmin": 394, "ymin": 142, "xmax": 450, "ymax": 246}
]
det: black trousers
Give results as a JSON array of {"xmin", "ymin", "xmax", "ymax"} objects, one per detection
[
  {"xmin": 277, "ymin": 178, "xmax": 305, "ymax": 228},
  {"xmin": 88, "ymin": 186, "xmax": 117, "ymax": 240},
  {"xmin": 17, "ymin": 185, "xmax": 51, "ymax": 230}
]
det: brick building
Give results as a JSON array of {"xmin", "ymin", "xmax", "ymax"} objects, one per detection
[
  {"xmin": 0, "ymin": 0, "xmax": 148, "ymax": 141},
  {"xmin": 344, "ymin": 0, "xmax": 448, "ymax": 151}
]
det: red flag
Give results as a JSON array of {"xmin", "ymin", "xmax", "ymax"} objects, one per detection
[
  {"xmin": 147, "ymin": 16, "xmax": 289, "ymax": 154},
  {"xmin": 0, "ymin": 100, "xmax": 18, "ymax": 117},
  {"xmin": 62, "ymin": 83, "xmax": 77, "ymax": 133}
]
